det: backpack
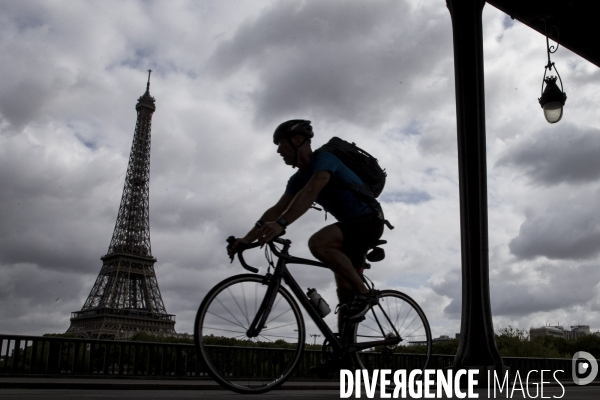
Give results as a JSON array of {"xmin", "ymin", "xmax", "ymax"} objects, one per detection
[
  {"xmin": 315, "ymin": 137, "xmax": 394, "ymax": 229},
  {"xmin": 315, "ymin": 136, "xmax": 386, "ymax": 199}
]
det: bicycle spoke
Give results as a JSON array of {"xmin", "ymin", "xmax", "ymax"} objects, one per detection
[
  {"xmin": 272, "ymin": 294, "xmax": 283, "ymax": 310},
  {"xmin": 398, "ymin": 312, "xmax": 419, "ymax": 339},
  {"xmin": 356, "ymin": 333, "xmax": 386, "ymax": 339},
  {"xmin": 257, "ymin": 334, "xmax": 274, "ymax": 343},
  {"xmin": 214, "ymin": 298, "xmax": 247, "ymax": 329},
  {"xmin": 398, "ymin": 306, "xmax": 411, "ymax": 334},
  {"xmin": 262, "ymin": 321, "xmax": 298, "ymax": 332},
  {"xmin": 204, "ymin": 326, "xmax": 248, "ymax": 335},
  {"xmin": 259, "ymin": 333, "xmax": 300, "ymax": 340},
  {"xmin": 363, "ymin": 307, "xmax": 385, "ymax": 335},
  {"xmin": 241, "ymin": 282, "xmax": 250, "ymax": 326},
  {"xmin": 371, "ymin": 302, "xmax": 395, "ymax": 334},
  {"xmin": 266, "ymin": 306, "xmax": 293, "ymax": 326},
  {"xmin": 383, "ymin": 298, "xmax": 394, "ymax": 331},
  {"xmin": 359, "ymin": 318, "xmax": 385, "ymax": 335},
  {"xmin": 227, "ymin": 286, "xmax": 251, "ymax": 326},
  {"xmin": 254, "ymin": 283, "xmax": 258, "ymax": 319},
  {"xmin": 403, "ymin": 323, "xmax": 426, "ymax": 340},
  {"xmin": 206, "ymin": 309, "xmax": 246, "ymax": 330},
  {"xmin": 204, "ymin": 326, "xmax": 246, "ymax": 335},
  {"xmin": 394, "ymin": 298, "xmax": 405, "ymax": 328}
]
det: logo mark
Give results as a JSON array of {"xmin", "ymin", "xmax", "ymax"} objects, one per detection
[{"xmin": 572, "ymin": 351, "xmax": 598, "ymax": 385}]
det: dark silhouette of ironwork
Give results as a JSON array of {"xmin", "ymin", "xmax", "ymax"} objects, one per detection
[
  {"xmin": 445, "ymin": 0, "xmax": 597, "ymax": 377},
  {"xmin": 487, "ymin": 1, "xmax": 599, "ymax": 69},
  {"xmin": 67, "ymin": 71, "xmax": 175, "ymax": 339},
  {"xmin": 446, "ymin": 0, "xmax": 503, "ymax": 374}
]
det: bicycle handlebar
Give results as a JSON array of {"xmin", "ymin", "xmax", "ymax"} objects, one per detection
[
  {"xmin": 226, "ymin": 235, "xmax": 288, "ymax": 273},
  {"xmin": 226, "ymin": 236, "xmax": 261, "ymax": 273}
]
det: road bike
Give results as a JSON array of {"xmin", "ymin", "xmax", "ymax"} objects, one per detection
[{"xmin": 194, "ymin": 235, "xmax": 432, "ymax": 394}]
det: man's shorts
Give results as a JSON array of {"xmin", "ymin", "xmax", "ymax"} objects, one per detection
[{"xmin": 335, "ymin": 212, "xmax": 385, "ymax": 270}]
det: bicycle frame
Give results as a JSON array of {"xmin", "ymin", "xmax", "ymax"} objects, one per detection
[{"xmin": 243, "ymin": 238, "xmax": 400, "ymax": 353}]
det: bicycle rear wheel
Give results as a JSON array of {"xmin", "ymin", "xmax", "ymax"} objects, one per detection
[
  {"xmin": 195, "ymin": 274, "xmax": 305, "ymax": 394},
  {"xmin": 352, "ymin": 290, "xmax": 431, "ymax": 373}
]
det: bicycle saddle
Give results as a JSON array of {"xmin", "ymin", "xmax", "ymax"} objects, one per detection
[{"xmin": 366, "ymin": 240, "xmax": 386, "ymax": 263}]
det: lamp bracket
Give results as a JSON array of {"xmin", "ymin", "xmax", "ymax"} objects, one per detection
[
  {"xmin": 546, "ymin": 25, "xmax": 560, "ymax": 55},
  {"xmin": 541, "ymin": 21, "xmax": 564, "ymax": 97}
]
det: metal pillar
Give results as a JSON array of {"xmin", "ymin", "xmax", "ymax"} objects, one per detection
[{"xmin": 446, "ymin": 0, "xmax": 503, "ymax": 370}]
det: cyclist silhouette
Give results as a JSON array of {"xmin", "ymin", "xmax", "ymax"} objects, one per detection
[{"xmin": 227, "ymin": 120, "xmax": 387, "ymax": 329}]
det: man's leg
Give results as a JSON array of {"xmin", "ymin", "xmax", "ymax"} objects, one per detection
[
  {"xmin": 307, "ymin": 224, "xmax": 375, "ymax": 376},
  {"xmin": 308, "ymin": 224, "xmax": 368, "ymax": 296},
  {"xmin": 334, "ymin": 274, "xmax": 354, "ymax": 332}
]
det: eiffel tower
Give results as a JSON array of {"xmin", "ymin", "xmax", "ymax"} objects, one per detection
[{"xmin": 67, "ymin": 71, "xmax": 176, "ymax": 339}]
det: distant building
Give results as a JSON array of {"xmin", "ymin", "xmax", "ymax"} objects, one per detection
[
  {"xmin": 408, "ymin": 335, "xmax": 454, "ymax": 346},
  {"xmin": 565, "ymin": 325, "xmax": 590, "ymax": 340},
  {"xmin": 530, "ymin": 325, "xmax": 591, "ymax": 340},
  {"xmin": 530, "ymin": 325, "xmax": 565, "ymax": 339},
  {"xmin": 172, "ymin": 332, "xmax": 192, "ymax": 340}
]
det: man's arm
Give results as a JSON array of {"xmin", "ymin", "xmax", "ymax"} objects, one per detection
[
  {"xmin": 227, "ymin": 192, "xmax": 294, "ymax": 258},
  {"xmin": 280, "ymin": 170, "xmax": 330, "ymax": 224},
  {"xmin": 257, "ymin": 171, "xmax": 331, "ymax": 243},
  {"xmin": 242, "ymin": 192, "xmax": 294, "ymax": 242}
]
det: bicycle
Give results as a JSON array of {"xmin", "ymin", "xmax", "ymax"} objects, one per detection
[{"xmin": 194, "ymin": 234, "xmax": 432, "ymax": 394}]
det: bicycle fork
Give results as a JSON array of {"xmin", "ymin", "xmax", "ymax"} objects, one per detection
[{"xmin": 246, "ymin": 273, "xmax": 281, "ymax": 338}]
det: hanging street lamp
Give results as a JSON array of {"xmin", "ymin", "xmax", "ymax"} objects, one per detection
[{"xmin": 539, "ymin": 25, "xmax": 567, "ymax": 124}]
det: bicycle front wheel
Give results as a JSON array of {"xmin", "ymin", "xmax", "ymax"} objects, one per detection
[
  {"xmin": 352, "ymin": 290, "xmax": 431, "ymax": 373},
  {"xmin": 195, "ymin": 274, "xmax": 305, "ymax": 394}
]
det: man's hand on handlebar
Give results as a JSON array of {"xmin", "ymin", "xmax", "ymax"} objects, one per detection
[
  {"xmin": 257, "ymin": 221, "xmax": 284, "ymax": 245},
  {"xmin": 227, "ymin": 237, "xmax": 251, "ymax": 260},
  {"xmin": 227, "ymin": 220, "xmax": 286, "ymax": 263}
]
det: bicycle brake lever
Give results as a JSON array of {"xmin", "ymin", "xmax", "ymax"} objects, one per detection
[
  {"xmin": 226, "ymin": 236, "xmax": 236, "ymax": 263},
  {"xmin": 227, "ymin": 236, "xmax": 261, "ymax": 272}
]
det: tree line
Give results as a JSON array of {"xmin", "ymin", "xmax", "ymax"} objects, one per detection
[{"xmin": 125, "ymin": 326, "xmax": 600, "ymax": 358}]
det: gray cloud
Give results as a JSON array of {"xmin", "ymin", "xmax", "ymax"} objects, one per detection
[
  {"xmin": 380, "ymin": 190, "xmax": 432, "ymax": 204},
  {"xmin": 0, "ymin": 134, "xmax": 123, "ymax": 273},
  {"xmin": 429, "ymin": 268, "xmax": 461, "ymax": 319},
  {"xmin": 434, "ymin": 263, "xmax": 600, "ymax": 318},
  {"xmin": 208, "ymin": 0, "xmax": 454, "ymax": 129},
  {"xmin": 496, "ymin": 124, "xmax": 600, "ymax": 186},
  {"xmin": 491, "ymin": 264, "xmax": 600, "ymax": 316},
  {"xmin": 0, "ymin": 79, "xmax": 51, "ymax": 131},
  {"xmin": 0, "ymin": 263, "xmax": 89, "ymax": 335},
  {"xmin": 509, "ymin": 194, "xmax": 600, "ymax": 260}
]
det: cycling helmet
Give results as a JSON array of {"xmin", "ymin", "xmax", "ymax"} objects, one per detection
[
  {"xmin": 273, "ymin": 119, "xmax": 314, "ymax": 145},
  {"xmin": 273, "ymin": 119, "xmax": 314, "ymax": 169}
]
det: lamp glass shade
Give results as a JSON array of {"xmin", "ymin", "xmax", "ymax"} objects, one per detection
[
  {"xmin": 543, "ymin": 100, "xmax": 563, "ymax": 123},
  {"xmin": 539, "ymin": 76, "xmax": 566, "ymax": 124}
]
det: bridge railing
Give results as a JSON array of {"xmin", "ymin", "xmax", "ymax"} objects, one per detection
[
  {"xmin": 0, "ymin": 334, "xmax": 596, "ymax": 381},
  {"xmin": 0, "ymin": 334, "xmax": 199, "ymax": 377}
]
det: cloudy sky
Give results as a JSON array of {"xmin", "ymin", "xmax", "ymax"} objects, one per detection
[{"xmin": 1, "ymin": 0, "xmax": 599, "ymax": 341}]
